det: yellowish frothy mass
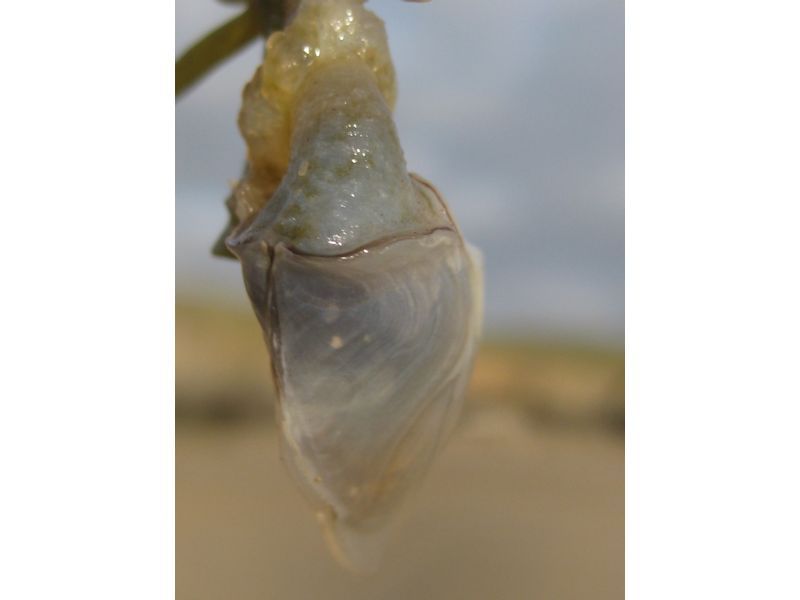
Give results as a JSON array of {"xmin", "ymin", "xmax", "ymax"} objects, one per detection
[{"xmin": 230, "ymin": 0, "xmax": 397, "ymax": 224}]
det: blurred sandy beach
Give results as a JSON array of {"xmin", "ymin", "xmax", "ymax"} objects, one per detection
[{"xmin": 176, "ymin": 302, "xmax": 623, "ymax": 599}]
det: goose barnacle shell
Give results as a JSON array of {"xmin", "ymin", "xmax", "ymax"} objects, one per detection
[{"xmin": 223, "ymin": 0, "xmax": 483, "ymax": 570}]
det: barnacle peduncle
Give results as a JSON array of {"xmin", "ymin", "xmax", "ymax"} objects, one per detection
[{"xmin": 228, "ymin": 0, "xmax": 398, "ymax": 229}]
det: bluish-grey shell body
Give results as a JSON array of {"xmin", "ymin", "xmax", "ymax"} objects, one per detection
[{"xmin": 224, "ymin": 0, "xmax": 482, "ymax": 570}]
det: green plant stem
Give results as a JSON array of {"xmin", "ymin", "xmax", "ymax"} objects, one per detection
[
  {"xmin": 176, "ymin": 9, "xmax": 258, "ymax": 96},
  {"xmin": 176, "ymin": 1, "xmax": 286, "ymax": 97}
]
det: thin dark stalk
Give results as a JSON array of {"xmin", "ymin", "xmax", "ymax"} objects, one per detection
[
  {"xmin": 176, "ymin": 9, "xmax": 259, "ymax": 97},
  {"xmin": 176, "ymin": 0, "xmax": 286, "ymax": 98}
]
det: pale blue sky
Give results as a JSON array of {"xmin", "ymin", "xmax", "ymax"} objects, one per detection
[{"xmin": 176, "ymin": 0, "xmax": 624, "ymax": 344}]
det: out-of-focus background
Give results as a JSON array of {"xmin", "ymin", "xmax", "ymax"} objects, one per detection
[{"xmin": 176, "ymin": 0, "xmax": 623, "ymax": 598}]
